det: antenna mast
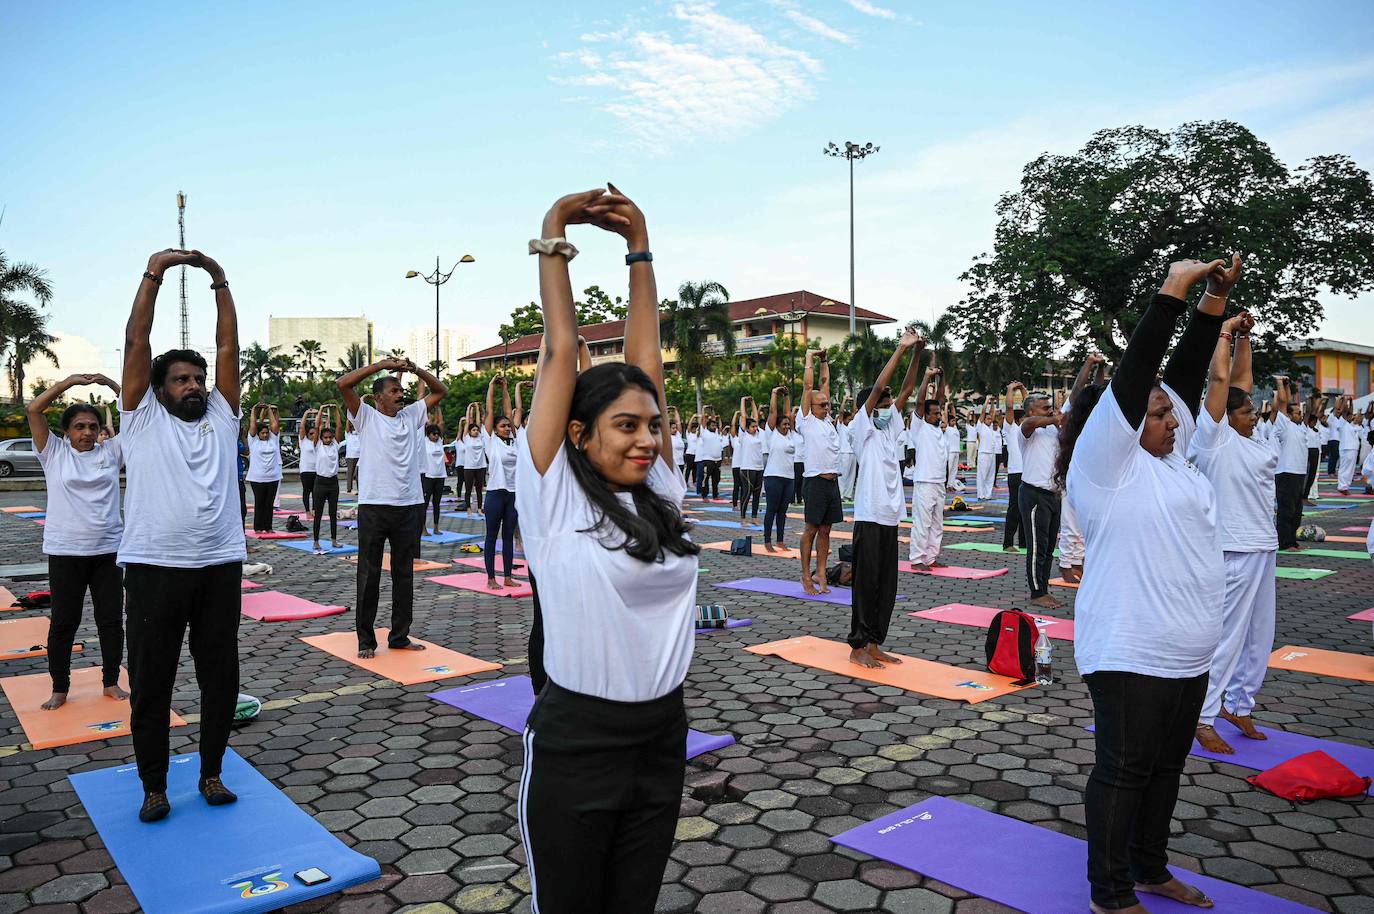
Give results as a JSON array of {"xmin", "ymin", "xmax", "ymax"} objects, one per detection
[{"xmin": 177, "ymin": 191, "xmax": 189, "ymax": 348}]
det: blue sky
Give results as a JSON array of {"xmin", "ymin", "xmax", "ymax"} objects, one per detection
[{"xmin": 4, "ymin": 0, "xmax": 1374, "ymax": 379}]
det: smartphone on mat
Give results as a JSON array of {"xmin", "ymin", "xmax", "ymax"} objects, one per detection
[{"xmin": 295, "ymin": 868, "xmax": 330, "ymax": 886}]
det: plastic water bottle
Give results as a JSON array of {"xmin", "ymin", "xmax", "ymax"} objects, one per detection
[{"xmin": 1034, "ymin": 627, "xmax": 1053, "ymax": 685}]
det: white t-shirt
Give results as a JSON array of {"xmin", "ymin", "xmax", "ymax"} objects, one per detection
[
  {"xmin": 118, "ymin": 387, "xmax": 246, "ymax": 568},
  {"xmin": 908, "ymin": 418, "xmax": 946, "ymax": 485},
  {"xmin": 1336, "ymin": 416, "xmax": 1362, "ymax": 450},
  {"xmin": 457, "ymin": 433, "xmax": 487, "ymax": 469},
  {"xmin": 734, "ymin": 430, "xmax": 765, "ymax": 471},
  {"xmin": 422, "ymin": 437, "xmax": 447, "ymax": 479},
  {"xmin": 764, "ymin": 428, "xmax": 799, "ymax": 478},
  {"xmin": 797, "ymin": 412, "xmax": 840, "ymax": 476},
  {"xmin": 1273, "ymin": 413, "xmax": 1310, "ymax": 476},
  {"xmin": 943, "ymin": 426, "xmax": 961, "ymax": 456},
  {"xmin": 1019, "ymin": 423, "xmax": 1060, "ymax": 491},
  {"xmin": 793, "ymin": 409, "xmax": 807, "ymax": 462},
  {"xmin": 849, "ymin": 406, "xmax": 905, "ymax": 525},
  {"xmin": 975, "ymin": 422, "xmax": 1000, "ymax": 455},
  {"xmin": 671, "ymin": 433, "xmax": 685, "ymax": 467},
  {"xmin": 838, "ymin": 421, "xmax": 854, "ymax": 455},
  {"xmin": 299, "ymin": 436, "xmax": 318, "ymax": 473},
  {"xmin": 1304, "ymin": 423, "xmax": 1323, "ymax": 450},
  {"xmin": 38, "ymin": 435, "xmax": 124, "ymax": 556},
  {"xmin": 695, "ymin": 429, "xmax": 726, "ymax": 462},
  {"xmin": 485, "ymin": 433, "xmax": 518, "ymax": 492},
  {"xmin": 350, "ymin": 400, "xmax": 427, "ymax": 506},
  {"xmin": 1005, "ymin": 419, "xmax": 1024, "ymax": 474},
  {"xmin": 1068, "ymin": 384, "xmax": 1223, "ymax": 678},
  {"xmin": 316, "ymin": 441, "xmax": 340, "ymax": 478},
  {"xmin": 1327, "ymin": 419, "xmax": 1341, "ymax": 443},
  {"xmin": 684, "ymin": 432, "xmax": 698, "ymax": 457},
  {"xmin": 245, "ymin": 433, "xmax": 282, "ymax": 483},
  {"xmin": 515, "ymin": 439, "xmax": 697, "ymax": 702},
  {"xmin": 1188, "ymin": 410, "xmax": 1278, "ymax": 552}
]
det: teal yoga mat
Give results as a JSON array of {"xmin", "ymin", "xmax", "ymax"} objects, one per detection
[{"xmin": 1274, "ymin": 567, "xmax": 1335, "ymax": 580}]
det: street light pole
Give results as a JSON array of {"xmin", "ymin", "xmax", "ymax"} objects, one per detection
[
  {"xmin": 823, "ymin": 140, "xmax": 880, "ymax": 337},
  {"xmin": 406, "ymin": 254, "xmax": 476, "ymax": 376},
  {"xmin": 783, "ymin": 307, "xmax": 808, "ymax": 403}
]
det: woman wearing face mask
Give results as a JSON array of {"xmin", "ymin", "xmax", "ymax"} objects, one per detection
[
  {"xmin": 1058, "ymin": 254, "xmax": 1242, "ymax": 914},
  {"xmin": 457, "ymin": 403, "xmax": 488, "ymax": 513},
  {"xmin": 312, "ymin": 404, "xmax": 344, "ymax": 552},
  {"xmin": 518, "ymin": 185, "xmax": 700, "ymax": 914},
  {"xmin": 421, "ymin": 412, "xmax": 448, "ymax": 538},
  {"xmin": 763, "ymin": 386, "xmax": 800, "ymax": 551},
  {"xmin": 28, "ymin": 374, "xmax": 128, "ymax": 712},
  {"xmin": 484, "ymin": 375, "xmax": 520, "ymax": 590},
  {"xmin": 245, "ymin": 402, "xmax": 282, "ymax": 532}
]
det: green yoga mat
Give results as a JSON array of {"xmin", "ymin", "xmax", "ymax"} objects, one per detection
[
  {"xmin": 943, "ymin": 518, "xmax": 994, "ymax": 527},
  {"xmin": 1275, "ymin": 567, "xmax": 1335, "ymax": 580},
  {"xmin": 946, "ymin": 542, "xmax": 1059, "ymax": 556},
  {"xmin": 1287, "ymin": 548, "xmax": 1369, "ymax": 561}
]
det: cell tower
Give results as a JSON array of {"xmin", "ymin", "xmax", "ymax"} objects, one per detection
[{"xmin": 177, "ymin": 191, "xmax": 189, "ymax": 348}]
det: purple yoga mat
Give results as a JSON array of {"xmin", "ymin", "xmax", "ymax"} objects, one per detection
[
  {"xmin": 1090, "ymin": 719, "xmax": 1374, "ymax": 796},
  {"xmin": 833, "ymin": 796, "xmax": 1316, "ymax": 914},
  {"xmin": 428, "ymin": 675, "xmax": 735, "ymax": 759},
  {"xmin": 714, "ymin": 577, "xmax": 905, "ymax": 607},
  {"xmin": 696, "ymin": 618, "xmax": 753, "ymax": 633}
]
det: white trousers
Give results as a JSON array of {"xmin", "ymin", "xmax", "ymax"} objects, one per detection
[
  {"xmin": 838, "ymin": 451, "xmax": 858, "ymax": 500},
  {"xmin": 908, "ymin": 481, "xmax": 945, "ymax": 565},
  {"xmin": 1200, "ymin": 550, "xmax": 1277, "ymax": 724},
  {"xmin": 1058, "ymin": 494, "xmax": 1084, "ymax": 568},
  {"xmin": 946, "ymin": 452, "xmax": 962, "ymax": 491},
  {"xmin": 976, "ymin": 453, "xmax": 997, "ymax": 500},
  {"xmin": 1338, "ymin": 447, "xmax": 1357, "ymax": 491}
]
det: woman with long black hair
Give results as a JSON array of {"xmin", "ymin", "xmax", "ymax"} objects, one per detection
[
  {"xmin": 1058, "ymin": 254, "xmax": 1242, "ymax": 914},
  {"xmin": 483, "ymin": 375, "xmax": 520, "ymax": 590},
  {"xmin": 245, "ymin": 402, "xmax": 281, "ymax": 532},
  {"xmin": 763, "ymin": 386, "xmax": 800, "ymax": 551},
  {"xmin": 312, "ymin": 404, "xmax": 344, "ymax": 553},
  {"xmin": 517, "ymin": 185, "xmax": 700, "ymax": 914}
]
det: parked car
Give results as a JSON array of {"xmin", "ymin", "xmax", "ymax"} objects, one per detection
[{"xmin": 0, "ymin": 438, "xmax": 42, "ymax": 477}]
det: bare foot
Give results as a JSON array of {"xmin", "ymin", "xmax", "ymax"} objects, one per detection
[
  {"xmin": 1195, "ymin": 724, "xmax": 1235, "ymax": 754},
  {"xmin": 103, "ymin": 685, "xmax": 130, "ymax": 701},
  {"xmin": 1220, "ymin": 709, "xmax": 1267, "ymax": 740},
  {"xmin": 487, "ymin": 577, "xmax": 501, "ymax": 591},
  {"xmin": 1060, "ymin": 567, "xmax": 1081, "ymax": 583},
  {"xmin": 817, "ymin": 581, "xmax": 832, "ymax": 593},
  {"xmin": 1031, "ymin": 595, "xmax": 1061, "ymax": 609},
  {"xmin": 41, "ymin": 692, "xmax": 68, "ymax": 710},
  {"xmin": 911, "ymin": 563, "xmax": 930, "ymax": 572},
  {"xmin": 764, "ymin": 542, "xmax": 776, "ymax": 552},
  {"xmin": 1090, "ymin": 904, "xmax": 1149, "ymax": 914},
  {"xmin": 868, "ymin": 644, "xmax": 902, "ymax": 665},
  {"xmin": 929, "ymin": 560, "xmax": 947, "ymax": 568},
  {"xmin": 1282, "ymin": 545, "xmax": 1304, "ymax": 552},
  {"xmin": 1135, "ymin": 877, "xmax": 1213, "ymax": 908},
  {"xmin": 1003, "ymin": 545, "xmax": 1019, "ymax": 553},
  {"xmin": 358, "ymin": 648, "xmax": 376, "ymax": 659},
  {"xmin": 849, "ymin": 647, "xmax": 883, "ymax": 669},
  {"xmin": 504, "ymin": 577, "xmax": 517, "ymax": 588},
  {"xmin": 395, "ymin": 642, "xmax": 427, "ymax": 651},
  {"xmin": 801, "ymin": 574, "xmax": 819, "ymax": 595}
]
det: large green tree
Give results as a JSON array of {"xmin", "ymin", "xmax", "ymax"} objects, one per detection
[
  {"xmin": 5, "ymin": 303, "xmax": 58, "ymax": 400},
  {"xmin": 660, "ymin": 280, "xmax": 734, "ymax": 415},
  {"xmin": 949, "ymin": 120, "xmax": 1374, "ymax": 383},
  {"xmin": 293, "ymin": 339, "xmax": 325, "ymax": 381}
]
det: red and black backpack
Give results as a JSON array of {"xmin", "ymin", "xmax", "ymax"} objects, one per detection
[{"xmin": 985, "ymin": 609, "xmax": 1036, "ymax": 685}]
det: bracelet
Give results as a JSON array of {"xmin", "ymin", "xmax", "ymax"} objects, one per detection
[
  {"xmin": 625, "ymin": 251, "xmax": 653, "ymax": 265},
  {"xmin": 1219, "ymin": 331, "xmax": 1233, "ymax": 341},
  {"xmin": 527, "ymin": 237, "xmax": 579, "ymax": 261},
  {"xmin": 1202, "ymin": 291, "xmax": 1227, "ymax": 303},
  {"xmin": 142, "ymin": 271, "xmax": 162, "ymax": 285},
  {"xmin": 210, "ymin": 280, "xmax": 229, "ymax": 290}
]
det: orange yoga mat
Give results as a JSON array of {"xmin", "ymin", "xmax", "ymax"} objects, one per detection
[
  {"xmin": 745, "ymin": 635, "xmax": 1031, "ymax": 703},
  {"xmin": 1269, "ymin": 645, "xmax": 1374, "ymax": 682},
  {"xmin": 1324, "ymin": 535, "xmax": 1367, "ymax": 544},
  {"xmin": 1050, "ymin": 578, "xmax": 1080, "ymax": 589},
  {"xmin": 0, "ymin": 666, "xmax": 185, "ymax": 749},
  {"xmin": 702, "ymin": 541, "xmax": 803, "ymax": 560},
  {"xmin": 345, "ymin": 555, "xmax": 449, "ymax": 572},
  {"xmin": 1, "ymin": 617, "xmax": 82, "ymax": 660},
  {"xmin": 301, "ymin": 629, "xmax": 501, "ymax": 685},
  {"xmin": 2, "ymin": 505, "xmax": 43, "ymax": 513},
  {"xmin": 0, "ymin": 586, "xmax": 22, "ymax": 611}
]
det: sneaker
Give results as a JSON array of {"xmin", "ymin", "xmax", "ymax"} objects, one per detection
[
  {"xmin": 199, "ymin": 776, "xmax": 238, "ymax": 806},
  {"xmin": 139, "ymin": 791, "xmax": 171, "ymax": 822}
]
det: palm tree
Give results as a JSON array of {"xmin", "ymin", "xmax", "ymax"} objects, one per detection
[
  {"xmin": 660, "ymin": 280, "xmax": 733, "ymax": 415},
  {"xmin": 293, "ymin": 339, "xmax": 325, "ymax": 381},
  {"xmin": 385, "ymin": 347, "xmax": 406, "ymax": 360},
  {"xmin": 240, "ymin": 342, "xmax": 278, "ymax": 393},
  {"xmin": 0, "ymin": 252, "xmax": 55, "ymax": 395},
  {"xmin": 265, "ymin": 353, "xmax": 295, "ymax": 394},
  {"xmin": 336, "ymin": 343, "xmax": 369, "ymax": 373},
  {"xmin": 5, "ymin": 303, "xmax": 58, "ymax": 400},
  {"xmin": 840, "ymin": 330, "xmax": 895, "ymax": 392},
  {"xmin": 912, "ymin": 312, "xmax": 960, "ymax": 390}
]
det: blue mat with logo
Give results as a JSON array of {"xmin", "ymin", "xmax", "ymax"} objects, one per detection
[{"xmin": 70, "ymin": 748, "xmax": 379, "ymax": 914}]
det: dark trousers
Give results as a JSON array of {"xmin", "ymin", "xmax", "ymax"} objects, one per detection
[
  {"xmin": 1003, "ymin": 472, "xmax": 1025, "ymax": 549},
  {"xmin": 345, "ymin": 458, "xmax": 359, "ymax": 492},
  {"xmin": 763, "ymin": 476, "xmax": 794, "ymax": 545},
  {"xmin": 125, "ymin": 561, "xmax": 241, "ymax": 792},
  {"xmin": 249, "ymin": 480, "xmax": 278, "ymax": 532},
  {"xmin": 730, "ymin": 466, "xmax": 742, "ymax": 507},
  {"xmin": 792, "ymin": 461, "xmax": 805, "ymax": 504},
  {"xmin": 312, "ymin": 475, "xmax": 340, "ymax": 541},
  {"xmin": 1085, "ymin": 671, "xmax": 1208, "ymax": 910},
  {"xmin": 300, "ymin": 471, "xmax": 316, "ymax": 513},
  {"xmin": 484, "ymin": 488, "xmax": 518, "ymax": 579},
  {"xmin": 356, "ymin": 503, "xmax": 423, "ymax": 651},
  {"xmin": 47, "ymin": 553, "xmax": 123, "ymax": 692},
  {"xmin": 847, "ymin": 521, "xmax": 898, "ymax": 649},
  {"xmin": 521, "ymin": 680, "xmax": 686, "ymax": 914},
  {"xmin": 1326, "ymin": 441, "xmax": 1339, "ymax": 476},
  {"xmin": 1305, "ymin": 448, "xmax": 1319, "ymax": 498},
  {"xmin": 682, "ymin": 455, "xmax": 695, "ymax": 487},
  {"xmin": 422, "ymin": 476, "xmax": 445, "ymax": 528},
  {"xmin": 1275, "ymin": 471, "xmax": 1305, "ymax": 549},
  {"xmin": 1019, "ymin": 483, "xmax": 1061, "ymax": 598},
  {"xmin": 697, "ymin": 460, "xmax": 721, "ymax": 499},
  {"xmin": 238, "ymin": 479, "xmax": 246, "ymax": 525},
  {"xmin": 461, "ymin": 467, "xmax": 486, "ymax": 509},
  {"xmin": 738, "ymin": 469, "xmax": 762, "ymax": 518},
  {"xmin": 528, "ymin": 572, "xmax": 546, "ymax": 695}
]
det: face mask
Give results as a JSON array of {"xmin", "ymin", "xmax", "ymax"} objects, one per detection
[{"xmin": 873, "ymin": 407, "xmax": 893, "ymax": 430}]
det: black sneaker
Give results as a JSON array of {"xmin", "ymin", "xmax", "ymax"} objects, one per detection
[
  {"xmin": 139, "ymin": 791, "xmax": 171, "ymax": 822},
  {"xmin": 199, "ymin": 776, "xmax": 238, "ymax": 806}
]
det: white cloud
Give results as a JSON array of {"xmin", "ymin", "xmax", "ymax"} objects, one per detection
[
  {"xmin": 843, "ymin": 0, "xmax": 897, "ymax": 20},
  {"xmin": 785, "ymin": 9, "xmax": 856, "ymax": 45}
]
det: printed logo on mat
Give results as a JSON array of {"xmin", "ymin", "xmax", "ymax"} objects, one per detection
[
  {"xmin": 1280, "ymin": 652, "xmax": 1308, "ymax": 661},
  {"xmin": 86, "ymin": 720, "xmax": 124, "ymax": 733},
  {"xmin": 954, "ymin": 681, "xmax": 994, "ymax": 691},
  {"xmin": 878, "ymin": 811, "xmax": 933, "ymax": 834},
  {"xmin": 231, "ymin": 872, "xmax": 289, "ymax": 899},
  {"xmin": 423, "ymin": 665, "xmax": 452, "ymax": 674}
]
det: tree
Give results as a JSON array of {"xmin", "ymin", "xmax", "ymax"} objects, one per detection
[
  {"xmin": 840, "ymin": 330, "xmax": 898, "ymax": 393},
  {"xmin": 384, "ymin": 347, "xmax": 407, "ymax": 360},
  {"xmin": 336, "ymin": 343, "xmax": 369, "ymax": 373},
  {"xmin": 500, "ymin": 302, "xmax": 544, "ymax": 342},
  {"xmin": 265, "ymin": 353, "xmax": 296, "ymax": 394},
  {"xmin": 5, "ymin": 304, "xmax": 58, "ymax": 401},
  {"xmin": 0, "ymin": 251, "xmax": 54, "ymax": 399},
  {"xmin": 660, "ymin": 281, "xmax": 734, "ymax": 415},
  {"xmin": 576, "ymin": 285, "xmax": 628, "ymax": 324},
  {"xmin": 293, "ymin": 339, "xmax": 325, "ymax": 381},
  {"xmin": 240, "ymin": 342, "xmax": 278, "ymax": 393},
  {"xmin": 949, "ymin": 121, "xmax": 1374, "ymax": 381}
]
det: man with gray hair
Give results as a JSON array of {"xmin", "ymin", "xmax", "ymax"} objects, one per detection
[{"xmin": 1018, "ymin": 390, "xmax": 1063, "ymax": 608}]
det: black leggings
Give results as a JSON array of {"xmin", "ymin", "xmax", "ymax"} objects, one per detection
[
  {"xmin": 422, "ymin": 476, "xmax": 445, "ymax": 528},
  {"xmin": 249, "ymin": 480, "xmax": 278, "ymax": 532},
  {"xmin": 485, "ymin": 488, "xmax": 518, "ymax": 579},
  {"xmin": 48, "ymin": 553, "xmax": 123, "ymax": 692},
  {"xmin": 730, "ymin": 466, "xmax": 742, "ymax": 507},
  {"xmin": 792, "ymin": 462, "xmax": 805, "ymax": 504},
  {"xmin": 763, "ymin": 475, "xmax": 794, "ymax": 545},
  {"xmin": 683, "ymin": 454, "xmax": 696, "ymax": 486},
  {"xmin": 1326, "ymin": 440, "xmax": 1339, "ymax": 477},
  {"xmin": 1305, "ymin": 448, "xmax": 1320, "ymax": 497},
  {"xmin": 737, "ymin": 469, "xmax": 762, "ymax": 518},
  {"xmin": 462, "ymin": 467, "xmax": 486, "ymax": 509},
  {"xmin": 313, "ymin": 475, "xmax": 340, "ymax": 542},
  {"xmin": 300, "ymin": 470, "xmax": 316, "ymax": 513},
  {"xmin": 697, "ymin": 460, "xmax": 721, "ymax": 499}
]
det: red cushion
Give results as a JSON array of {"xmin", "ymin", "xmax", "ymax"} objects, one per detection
[{"xmin": 1247, "ymin": 750, "xmax": 1371, "ymax": 803}]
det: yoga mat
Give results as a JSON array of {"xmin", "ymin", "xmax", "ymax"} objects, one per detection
[
  {"xmin": 1269, "ymin": 645, "xmax": 1374, "ymax": 682},
  {"xmin": 1320, "ymin": 535, "xmax": 1366, "ymax": 544},
  {"xmin": 1050, "ymin": 577, "xmax": 1080, "ymax": 589},
  {"xmin": 831, "ymin": 796, "xmax": 1315, "ymax": 914},
  {"xmin": 715, "ymin": 577, "xmax": 904, "ymax": 607},
  {"xmin": 1, "ymin": 666, "xmax": 186, "ymax": 749},
  {"xmin": 15, "ymin": 511, "xmax": 45, "ymax": 518},
  {"xmin": 1, "ymin": 616, "xmax": 81, "ymax": 660},
  {"xmin": 909, "ymin": 603, "xmax": 1075, "ymax": 640},
  {"xmin": 702, "ymin": 541, "xmax": 801, "ymax": 560},
  {"xmin": 70, "ymin": 748, "xmax": 381, "ymax": 914},
  {"xmin": 0, "ymin": 561, "xmax": 47, "ymax": 579},
  {"xmin": 1347, "ymin": 607, "xmax": 1374, "ymax": 622},
  {"xmin": 692, "ymin": 519, "xmax": 765, "ymax": 531},
  {"xmin": 241, "ymin": 592, "xmax": 348, "ymax": 622},
  {"xmin": 421, "ymin": 530, "xmax": 482, "ymax": 545},
  {"xmin": 1284, "ymin": 547, "xmax": 1368, "ymax": 560},
  {"xmin": 1274, "ymin": 567, "xmax": 1334, "ymax": 580},
  {"xmin": 941, "ymin": 517, "xmax": 995, "ymax": 528},
  {"xmin": 428, "ymin": 675, "xmax": 736, "ymax": 758},
  {"xmin": 302, "ymin": 630, "xmax": 501, "ymax": 685},
  {"xmin": 427, "ymin": 572, "xmax": 534, "ymax": 598},
  {"xmin": 1, "ymin": 505, "xmax": 42, "ymax": 513},
  {"xmin": 899, "ymin": 562, "xmax": 1008, "ymax": 579},
  {"xmin": 1339, "ymin": 526, "xmax": 1369, "ymax": 533},
  {"xmin": 1194, "ymin": 720, "xmax": 1373, "ymax": 795},
  {"xmin": 240, "ymin": 580, "xmax": 262, "ymax": 590},
  {"xmin": 698, "ymin": 618, "xmax": 753, "ymax": 632},
  {"xmin": 275, "ymin": 539, "xmax": 359, "ymax": 556},
  {"xmin": 0, "ymin": 586, "xmax": 20, "ymax": 610},
  {"xmin": 452, "ymin": 556, "xmax": 530, "ymax": 574},
  {"xmin": 345, "ymin": 555, "xmax": 449, "ymax": 572},
  {"xmin": 744, "ymin": 636, "xmax": 1028, "ymax": 703},
  {"xmin": 244, "ymin": 530, "xmax": 308, "ymax": 540},
  {"xmin": 946, "ymin": 542, "xmax": 1058, "ymax": 556}
]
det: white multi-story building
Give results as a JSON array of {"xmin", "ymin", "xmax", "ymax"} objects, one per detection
[
  {"xmin": 396, "ymin": 327, "xmax": 472, "ymax": 371},
  {"xmin": 268, "ymin": 316, "xmax": 374, "ymax": 368}
]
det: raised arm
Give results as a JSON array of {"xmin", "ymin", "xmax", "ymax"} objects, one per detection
[
  {"xmin": 1069, "ymin": 352, "xmax": 1106, "ymax": 405},
  {"xmin": 337, "ymin": 357, "xmax": 405, "ymax": 415},
  {"xmin": 267, "ymin": 405, "xmax": 281, "ymax": 436},
  {"xmin": 869, "ymin": 331, "xmax": 922, "ymax": 414},
  {"xmin": 331, "ymin": 404, "xmax": 344, "ymax": 440},
  {"xmin": 27, "ymin": 374, "xmax": 117, "ymax": 451},
  {"xmin": 768, "ymin": 387, "xmax": 782, "ymax": 430},
  {"xmin": 801, "ymin": 350, "xmax": 818, "ymax": 414},
  {"xmin": 484, "ymin": 377, "xmax": 499, "ymax": 435},
  {"xmin": 192, "ymin": 251, "xmax": 240, "ymax": 405},
  {"xmin": 301, "ymin": 409, "xmax": 318, "ymax": 442},
  {"xmin": 818, "ymin": 350, "xmax": 831, "ymax": 401},
  {"xmin": 1203, "ymin": 314, "xmax": 1249, "ymax": 422},
  {"xmin": 409, "ymin": 361, "xmax": 448, "ymax": 410},
  {"xmin": 577, "ymin": 335, "xmax": 593, "ymax": 374},
  {"xmin": 123, "ymin": 250, "xmax": 199, "ymax": 407},
  {"xmin": 893, "ymin": 333, "xmax": 926, "ymax": 412},
  {"xmin": 1161, "ymin": 253, "xmax": 1243, "ymax": 417},
  {"xmin": 1229, "ymin": 312, "xmax": 1255, "ymax": 393}
]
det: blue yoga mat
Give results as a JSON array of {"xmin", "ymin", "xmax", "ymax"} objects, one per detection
[
  {"xmin": 70, "ymin": 749, "xmax": 379, "ymax": 914},
  {"xmin": 15, "ymin": 511, "xmax": 45, "ymax": 518},
  {"xmin": 422, "ymin": 530, "xmax": 483, "ymax": 544},
  {"xmin": 429, "ymin": 675, "xmax": 735, "ymax": 758},
  {"xmin": 275, "ymin": 539, "xmax": 359, "ymax": 556},
  {"xmin": 693, "ymin": 519, "xmax": 765, "ymax": 531}
]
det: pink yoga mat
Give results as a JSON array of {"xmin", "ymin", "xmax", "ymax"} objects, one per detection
[
  {"xmin": 245, "ymin": 530, "xmax": 308, "ymax": 540},
  {"xmin": 452, "ymin": 556, "xmax": 529, "ymax": 574},
  {"xmin": 427, "ymin": 572, "xmax": 533, "ymax": 598},
  {"xmin": 241, "ymin": 580, "xmax": 263, "ymax": 590},
  {"xmin": 1348, "ymin": 607, "xmax": 1374, "ymax": 622},
  {"xmin": 1340, "ymin": 526, "xmax": 1369, "ymax": 533},
  {"xmin": 898, "ymin": 562, "xmax": 1009, "ymax": 580},
  {"xmin": 242, "ymin": 591, "xmax": 347, "ymax": 622},
  {"xmin": 909, "ymin": 603, "xmax": 1075, "ymax": 640}
]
